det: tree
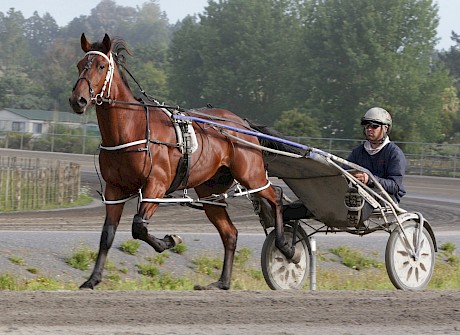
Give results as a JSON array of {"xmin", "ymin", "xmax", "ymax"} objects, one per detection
[
  {"xmin": 274, "ymin": 109, "xmax": 321, "ymax": 137},
  {"xmin": 63, "ymin": 0, "xmax": 137, "ymax": 40},
  {"xmin": 438, "ymin": 32, "xmax": 460, "ymax": 98},
  {"xmin": 169, "ymin": 0, "xmax": 304, "ymax": 122},
  {"xmin": 127, "ymin": 44, "xmax": 170, "ymax": 103},
  {"xmin": 438, "ymin": 33, "xmax": 460, "ymax": 142},
  {"xmin": 0, "ymin": 9, "xmax": 51, "ymax": 110},
  {"xmin": 168, "ymin": 16, "xmax": 207, "ymax": 108},
  {"xmin": 123, "ymin": 0, "xmax": 171, "ymax": 48},
  {"xmin": 300, "ymin": 0, "xmax": 452, "ymax": 142},
  {"xmin": 24, "ymin": 12, "xmax": 60, "ymax": 54},
  {"xmin": 0, "ymin": 9, "xmax": 29, "ymax": 70}
]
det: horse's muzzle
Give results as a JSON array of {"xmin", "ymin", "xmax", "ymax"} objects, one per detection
[{"xmin": 69, "ymin": 94, "xmax": 88, "ymax": 114}]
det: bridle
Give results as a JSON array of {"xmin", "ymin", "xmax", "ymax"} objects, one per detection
[{"xmin": 72, "ymin": 50, "xmax": 115, "ymax": 105}]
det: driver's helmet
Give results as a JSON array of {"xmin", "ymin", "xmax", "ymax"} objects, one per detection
[{"xmin": 360, "ymin": 107, "xmax": 392, "ymax": 132}]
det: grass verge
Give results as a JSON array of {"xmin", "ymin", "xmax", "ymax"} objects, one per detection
[{"xmin": 0, "ymin": 243, "xmax": 458, "ymax": 291}]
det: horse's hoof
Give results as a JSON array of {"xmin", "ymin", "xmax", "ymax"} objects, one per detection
[
  {"xmin": 193, "ymin": 282, "xmax": 229, "ymax": 290},
  {"xmin": 165, "ymin": 234, "xmax": 182, "ymax": 247},
  {"xmin": 79, "ymin": 282, "xmax": 95, "ymax": 290},
  {"xmin": 289, "ymin": 246, "xmax": 301, "ymax": 264}
]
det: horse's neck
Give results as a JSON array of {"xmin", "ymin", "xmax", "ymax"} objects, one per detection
[{"xmin": 96, "ymin": 80, "xmax": 145, "ymax": 146}]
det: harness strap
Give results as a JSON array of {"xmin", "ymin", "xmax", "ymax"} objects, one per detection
[
  {"xmin": 98, "ymin": 192, "xmax": 138, "ymax": 205},
  {"xmin": 232, "ymin": 180, "xmax": 272, "ymax": 197},
  {"xmin": 84, "ymin": 51, "xmax": 114, "ymax": 102},
  {"xmin": 164, "ymin": 113, "xmax": 194, "ymax": 194},
  {"xmin": 99, "ymin": 180, "xmax": 271, "ymax": 207},
  {"xmin": 99, "ymin": 139, "xmax": 148, "ymax": 151}
]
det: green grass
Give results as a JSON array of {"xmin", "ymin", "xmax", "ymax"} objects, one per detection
[
  {"xmin": 1, "ymin": 242, "xmax": 460, "ymax": 291},
  {"xmin": 328, "ymin": 246, "xmax": 384, "ymax": 270},
  {"xmin": 65, "ymin": 245, "xmax": 98, "ymax": 270},
  {"xmin": 429, "ymin": 242, "xmax": 460, "ymax": 289},
  {"xmin": 8, "ymin": 256, "xmax": 26, "ymax": 266},
  {"xmin": 119, "ymin": 239, "xmax": 141, "ymax": 255},
  {"xmin": 146, "ymin": 253, "xmax": 170, "ymax": 266},
  {"xmin": 192, "ymin": 256, "xmax": 222, "ymax": 277},
  {"xmin": 0, "ymin": 188, "xmax": 94, "ymax": 212},
  {"xmin": 171, "ymin": 243, "xmax": 187, "ymax": 254},
  {"xmin": 136, "ymin": 263, "xmax": 160, "ymax": 277},
  {"xmin": 0, "ymin": 273, "xmax": 77, "ymax": 290},
  {"xmin": 0, "ymin": 274, "xmax": 17, "ymax": 290}
]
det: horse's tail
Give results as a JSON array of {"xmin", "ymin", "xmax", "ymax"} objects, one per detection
[{"xmin": 245, "ymin": 119, "xmax": 307, "ymax": 156}]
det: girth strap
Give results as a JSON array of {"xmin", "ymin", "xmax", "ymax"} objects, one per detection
[{"xmin": 164, "ymin": 110, "xmax": 194, "ymax": 195}]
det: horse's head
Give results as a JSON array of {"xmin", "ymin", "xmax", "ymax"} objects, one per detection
[{"xmin": 69, "ymin": 33, "xmax": 115, "ymax": 114}]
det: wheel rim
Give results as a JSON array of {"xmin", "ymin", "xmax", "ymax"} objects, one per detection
[
  {"xmin": 265, "ymin": 232, "xmax": 308, "ymax": 289},
  {"xmin": 391, "ymin": 225, "xmax": 434, "ymax": 289}
]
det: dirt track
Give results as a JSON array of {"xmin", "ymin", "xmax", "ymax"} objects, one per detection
[{"xmin": 1, "ymin": 290, "xmax": 460, "ymax": 334}]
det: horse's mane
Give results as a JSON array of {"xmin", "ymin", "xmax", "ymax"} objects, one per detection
[
  {"xmin": 245, "ymin": 120, "xmax": 308, "ymax": 156},
  {"xmin": 111, "ymin": 38, "xmax": 132, "ymax": 89}
]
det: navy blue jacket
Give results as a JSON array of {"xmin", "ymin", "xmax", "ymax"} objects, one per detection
[{"xmin": 347, "ymin": 141, "xmax": 407, "ymax": 202}]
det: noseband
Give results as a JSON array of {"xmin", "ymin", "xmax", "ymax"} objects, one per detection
[{"xmin": 73, "ymin": 51, "xmax": 115, "ymax": 105}]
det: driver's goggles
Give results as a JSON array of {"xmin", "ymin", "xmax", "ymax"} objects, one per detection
[{"xmin": 363, "ymin": 122, "xmax": 381, "ymax": 129}]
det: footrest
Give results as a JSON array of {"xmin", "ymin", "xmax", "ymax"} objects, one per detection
[{"xmin": 344, "ymin": 187, "xmax": 365, "ymax": 226}]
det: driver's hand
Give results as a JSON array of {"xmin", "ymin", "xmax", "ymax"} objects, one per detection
[{"xmin": 353, "ymin": 172, "xmax": 369, "ymax": 184}]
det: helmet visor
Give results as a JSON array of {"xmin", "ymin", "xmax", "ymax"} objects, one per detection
[{"xmin": 361, "ymin": 119, "xmax": 383, "ymax": 126}]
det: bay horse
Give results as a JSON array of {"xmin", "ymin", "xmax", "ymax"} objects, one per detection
[{"xmin": 69, "ymin": 33, "xmax": 299, "ymax": 290}]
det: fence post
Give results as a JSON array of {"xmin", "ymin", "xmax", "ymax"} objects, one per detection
[
  {"xmin": 419, "ymin": 145, "xmax": 424, "ymax": 176},
  {"xmin": 310, "ymin": 237, "xmax": 317, "ymax": 291},
  {"xmin": 57, "ymin": 161, "xmax": 64, "ymax": 205},
  {"xmin": 14, "ymin": 167, "xmax": 21, "ymax": 211},
  {"xmin": 40, "ymin": 168, "xmax": 47, "ymax": 208},
  {"xmin": 454, "ymin": 148, "xmax": 458, "ymax": 178}
]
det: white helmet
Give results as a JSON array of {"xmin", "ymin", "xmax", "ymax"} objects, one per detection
[{"xmin": 361, "ymin": 107, "xmax": 392, "ymax": 132}]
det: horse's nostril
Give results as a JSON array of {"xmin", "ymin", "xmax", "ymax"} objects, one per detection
[{"xmin": 78, "ymin": 97, "xmax": 88, "ymax": 107}]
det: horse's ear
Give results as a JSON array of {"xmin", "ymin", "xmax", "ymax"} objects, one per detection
[
  {"xmin": 102, "ymin": 34, "xmax": 111, "ymax": 54},
  {"xmin": 81, "ymin": 33, "xmax": 91, "ymax": 52}
]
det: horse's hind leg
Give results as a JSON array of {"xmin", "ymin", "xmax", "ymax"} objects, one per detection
[
  {"xmin": 258, "ymin": 185, "xmax": 300, "ymax": 263},
  {"xmin": 193, "ymin": 200, "xmax": 237, "ymax": 290},
  {"xmin": 191, "ymin": 169, "xmax": 237, "ymax": 290},
  {"xmin": 229, "ymin": 149, "xmax": 299, "ymax": 263},
  {"xmin": 80, "ymin": 203, "xmax": 124, "ymax": 289}
]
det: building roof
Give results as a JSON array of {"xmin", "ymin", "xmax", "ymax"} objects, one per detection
[{"xmin": 4, "ymin": 108, "xmax": 85, "ymax": 123}]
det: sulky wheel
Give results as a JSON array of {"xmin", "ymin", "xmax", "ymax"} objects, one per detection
[
  {"xmin": 385, "ymin": 220, "xmax": 435, "ymax": 290},
  {"xmin": 261, "ymin": 223, "xmax": 310, "ymax": 290}
]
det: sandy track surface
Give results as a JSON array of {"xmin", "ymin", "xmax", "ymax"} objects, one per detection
[{"xmin": 1, "ymin": 290, "xmax": 460, "ymax": 334}]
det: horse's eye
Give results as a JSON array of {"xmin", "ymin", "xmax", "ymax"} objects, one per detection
[{"xmin": 99, "ymin": 64, "xmax": 105, "ymax": 70}]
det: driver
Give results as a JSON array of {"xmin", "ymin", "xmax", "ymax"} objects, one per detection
[{"xmin": 347, "ymin": 107, "xmax": 407, "ymax": 203}]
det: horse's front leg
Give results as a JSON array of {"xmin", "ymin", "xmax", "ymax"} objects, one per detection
[
  {"xmin": 132, "ymin": 203, "xmax": 182, "ymax": 252},
  {"xmin": 80, "ymin": 203, "xmax": 124, "ymax": 289}
]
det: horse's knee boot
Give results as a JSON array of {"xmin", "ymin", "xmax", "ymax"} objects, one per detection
[{"xmin": 132, "ymin": 214, "xmax": 148, "ymax": 240}]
